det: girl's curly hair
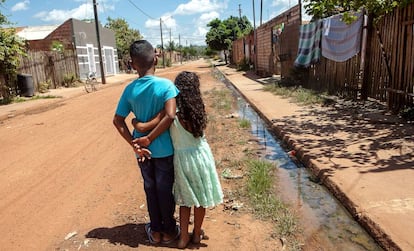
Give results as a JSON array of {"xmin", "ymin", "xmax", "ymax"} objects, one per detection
[{"xmin": 174, "ymin": 71, "xmax": 207, "ymax": 138}]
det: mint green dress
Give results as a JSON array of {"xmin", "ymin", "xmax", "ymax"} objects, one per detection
[{"xmin": 170, "ymin": 117, "xmax": 223, "ymax": 208}]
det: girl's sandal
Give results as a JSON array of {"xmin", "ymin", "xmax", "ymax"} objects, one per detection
[{"xmin": 192, "ymin": 229, "xmax": 208, "ymax": 244}]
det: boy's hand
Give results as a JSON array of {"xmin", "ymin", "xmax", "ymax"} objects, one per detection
[{"xmin": 132, "ymin": 142, "xmax": 151, "ymax": 162}]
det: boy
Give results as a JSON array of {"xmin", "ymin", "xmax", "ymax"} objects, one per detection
[{"xmin": 113, "ymin": 40, "xmax": 179, "ymax": 244}]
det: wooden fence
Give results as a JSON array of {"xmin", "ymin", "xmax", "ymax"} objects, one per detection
[
  {"xmin": 367, "ymin": 3, "xmax": 414, "ymax": 111},
  {"xmin": 305, "ymin": 3, "xmax": 414, "ymax": 112},
  {"xmin": 17, "ymin": 50, "xmax": 79, "ymax": 92},
  {"xmin": 232, "ymin": 2, "xmax": 414, "ymax": 112}
]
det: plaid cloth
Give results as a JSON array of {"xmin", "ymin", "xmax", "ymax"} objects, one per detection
[
  {"xmin": 294, "ymin": 20, "xmax": 323, "ymax": 68},
  {"xmin": 321, "ymin": 12, "xmax": 363, "ymax": 62}
]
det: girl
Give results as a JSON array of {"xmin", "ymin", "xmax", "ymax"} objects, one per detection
[{"xmin": 132, "ymin": 71, "xmax": 223, "ymax": 248}]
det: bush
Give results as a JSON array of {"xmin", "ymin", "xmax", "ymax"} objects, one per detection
[
  {"xmin": 236, "ymin": 58, "xmax": 251, "ymax": 71},
  {"xmin": 0, "ymin": 29, "xmax": 26, "ymax": 104},
  {"xmin": 0, "ymin": 84, "xmax": 13, "ymax": 105},
  {"xmin": 38, "ymin": 79, "xmax": 51, "ymax": 93},
  {"xmin": 400, "ymin": 106, "xmax": 414, "ymax": 122},
  {"xmin": 63, "ymin": 73, "xmax": 77, "ymax": 87}
]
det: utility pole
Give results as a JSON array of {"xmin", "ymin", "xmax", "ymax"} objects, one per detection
[
  {"xmin": 239, "ymin": 4, "xmax": 242, "ymax": 19},
  {"xmin": 260, "ymin": 0, "xmax": 263, "ymax": 25},
  {"xmin": 252, "ymin": 0, "xmax": 257, "ymax": 71},
  {"xmin": 169, "ymin": 28, "xmax": 172, "ymax": 64},
  {"xmin": 93, "ymin": 0, "xmax": 106, "ymax": 84},
  {"xmin": 160, "ymin": 18, "xmax": 165, "ymax": 68},
  {"xmin": 179, "ymin": 34, "xmax": 182, "ymax": 64}
]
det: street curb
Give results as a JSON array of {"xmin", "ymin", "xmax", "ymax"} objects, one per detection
[{"xmin": 214, "ymin": 66, "xmax": 400, "ymax": 251}]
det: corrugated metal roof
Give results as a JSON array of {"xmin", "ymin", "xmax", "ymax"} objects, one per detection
[{"xmin": 16, "ymin": 25, "xmax": 59, "ymax": 40}]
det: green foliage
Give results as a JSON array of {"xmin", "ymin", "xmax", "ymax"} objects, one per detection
[
  {"xmin": 238, "ymin": 118, "xmax": 251, "ymax": 128},
  {"xmin": 205, "ymin": 18, "xmax": 229, "ymax": 52},
  {"xmin": 165, "ymin": 41, "xmax": 177, "ymax": 52},
  {"xmin": 263, "ymin": 82, "xmax": 325, "ymax": 106},
  {"xmin": 105, "ymin": 17, "xmax": 142, "ymax": 67},
  {"xmin": 400, "ymin": 106, "xmax": 414, "ymax": 122},
  {"xmin": 51, "ymin": 41, "xmax": 64, "ymax": 52},
  {"xmin": 236, "ymin": 58, "xmax": 251, "ymax": 71},
  {"xmin": 38, "ymin": 79, "xmax": 51, "ymax": 93},
  {"xmin": 247, "ymin": 159, "xmax": 273, "ymax": 198},
  {"xmin": 303, "ymin": 0, "xmax": 413, "ymax": 20},
  {"xmin": 205, "ymin": 15, "xmax": 253, "ymax": 62},
  {"xmin": 0, "ymin": 29, "xmax": 26, "ymax": 75},
  {"xmin": 62, "ymin": 73, "xmax": 77, "ymax": 87},
  {"xmin": 11, "ymin": 94, "xmax": 58, "ymax": 104},
  {"xmin": 245, "ymin": 159, "xmax": 300, "ymax": 239},
  {"xmin": 204, "ymin": 47, "xmax": 218, "ymax": 57},
  {"xmin": 209, "ymin": 88, "xmax": 232, "ymax": 112},
  {"xmin": 0, "ymin": 0, "xmax": 27, "ymax": 102}
]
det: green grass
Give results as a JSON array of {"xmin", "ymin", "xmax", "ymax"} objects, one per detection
[
  {"xmin": 238, "ymin": 118, "xmax": 251, "ymax": 128},
  {"xmin": 245, "ymin": 159, "xmax": 301, "ymax": 249},
  {"xmin": 1, "ymin": 94, "xmax": 60, "ymax": 105},
  {"xmin": 12, "ymin": 95, "xmax": 59, "ymax": 103},
  {"xmin": 263, "ymin": 84, "xmax": 325, "ymax": 106},
  {"xmin": 208, "ymin": 88, "xmax": 233, "ymax": 112}
]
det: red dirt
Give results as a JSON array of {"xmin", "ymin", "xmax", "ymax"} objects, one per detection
[
  {"xmin": 2, "ymin": 59, "xmax": 413, "ymax": 251},
  {"xmin": 0, "ymin": 61, "xmax": 286, "ymax": 251}
]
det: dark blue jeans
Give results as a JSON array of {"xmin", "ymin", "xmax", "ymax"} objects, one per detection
[{"xmin": 138, "ymin": 155, "xmax": 176, "ymax": 234}]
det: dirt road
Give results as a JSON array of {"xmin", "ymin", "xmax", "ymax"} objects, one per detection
[{"xmin": 0, "ymin": 60, "xmax": 281, "ymax": 251}]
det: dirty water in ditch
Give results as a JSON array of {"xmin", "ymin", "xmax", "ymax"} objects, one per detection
[{"xmin": 216, "ymin": 72, "xmax": 382, "ymax": 251}]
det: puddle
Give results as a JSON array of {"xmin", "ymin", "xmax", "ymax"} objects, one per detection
[{"xmin": 216, "ymin": 70, "xmax": 383, "ymax": 250}]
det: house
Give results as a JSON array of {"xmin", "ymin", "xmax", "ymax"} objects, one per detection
[{"xmin": 17, "ymin": 18, "xmax": 119, "ymax": 79}]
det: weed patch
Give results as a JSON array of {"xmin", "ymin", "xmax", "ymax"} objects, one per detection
[
  {"xmin": 246, "ymin": 159, "xmax": 301, "ymax": 248},
  {"xmin": 263, "ymin": 83, "xmax": 325, "ymax": 106}
]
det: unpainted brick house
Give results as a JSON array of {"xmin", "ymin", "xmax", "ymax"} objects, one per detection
[{"xmin": 17, "ymin": 18, "xmax": 119, "ymax": 79}]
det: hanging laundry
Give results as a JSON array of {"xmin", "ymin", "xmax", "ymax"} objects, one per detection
[
  {"xmin": 294, "ymin": 20, "xmax": 323, "ymax": 68},
  {"xmin": 321, "ymin": 12, "xmax": 363, "ymax": 62}
]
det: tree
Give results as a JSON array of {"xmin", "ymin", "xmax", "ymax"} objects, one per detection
[
  {"xmin": 303, "ymin": 0, "xmax": 413, "ymax": 21},
  {"xmin": 165, "ymin": 41, "xmax": 177, "ymax": 52},
  {"xmin": 205, "ymin": 16, "xmax": 252, "ymax": 64},
  {"xmin": 0, "ymin": 0, "xmax": 26, "ymax": 103},
  {"xmin": 105, "ymin": 17, "xmax": 142, "ymax": 71}
]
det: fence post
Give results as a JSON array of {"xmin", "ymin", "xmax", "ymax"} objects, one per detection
[{"xmin": 360, "ymin": 11, "xmax": 373, "ymax": 100}]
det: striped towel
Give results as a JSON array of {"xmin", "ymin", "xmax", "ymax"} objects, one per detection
[
  {"xmin": 294, "ymin": 20, "xmax": 323, "ymax": 68},
  {"xmin": 321, "ymin": 12, "xmax": 363, "ymax": 62}
]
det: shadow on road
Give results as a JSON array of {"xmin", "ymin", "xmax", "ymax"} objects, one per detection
[{"xmin": 86, "ymin": 223, "xmax": 149, "ymax": 248}]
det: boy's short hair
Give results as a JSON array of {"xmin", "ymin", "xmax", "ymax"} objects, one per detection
[{"xmin": 129, "ymin": 40, "xmax": 155, "ymax": 69}]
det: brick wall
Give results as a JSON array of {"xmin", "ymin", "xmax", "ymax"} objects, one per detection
[
  {"xmin": 28, "ymin": 20, "xmax": 73, "ymax": 51},
  {"xmin": 232, "ymin": 5, "xmax": 301, "ymax": 77},
  {"xmin": 255, "ymin": 5, "xmax": 300, "ymax": 77}
]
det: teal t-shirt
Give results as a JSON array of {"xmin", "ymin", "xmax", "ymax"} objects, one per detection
[{"xmin": 115, "ymin": 75, "xmax": 179, "ymax": 158}]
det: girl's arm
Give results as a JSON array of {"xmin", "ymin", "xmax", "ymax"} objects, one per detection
[
  {"xmin": 132, "ymin": 98, "xmax": 176, "ymax": 147},
  {"xmin": 131, "ymin": 110, "xmax": 166, "ymax": 133}
]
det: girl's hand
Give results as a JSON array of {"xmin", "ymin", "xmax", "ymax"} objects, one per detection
[{"xmin": 132, "ymin": 136, "xmax": 151, "ymax": 147}]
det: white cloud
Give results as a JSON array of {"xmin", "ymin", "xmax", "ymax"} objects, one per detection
[
  {"xmin": 145, "ymin": 15, "xmax": 176, "ymax": 29},
  {"xmin": 11, "ymin": 0, "xmax": 30, "ymax": 12},
  {"xmin": 173, "ymin": 0, "xmax": 225, "ymax": 15},
  {"xmin": 33, "ymin": 2, "xmax": 114, "ymax": 23},
  {"xmin": 195, "ymin": 11, "xmax": 219, "ymax": 36},
  {"xmin": 271, "ymin": 0, "xmax": 291, "ymax": 8},
  {"xmin": 269, "ymin": 0, "xmax": 312, "ymax": 21},
  {"xmin": 199, "ymin": 11, "xmax": 219, "ymax": 23}
]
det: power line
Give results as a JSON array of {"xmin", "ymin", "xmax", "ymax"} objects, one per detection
[{"xmin": 126, "ymin": 0, "xmax": 156, "ymax": 20}]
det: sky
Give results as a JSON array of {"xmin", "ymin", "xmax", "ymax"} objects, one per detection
[{"xmin": 1, "ymin": 0, "xmax": 309, "ymax": 46}]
